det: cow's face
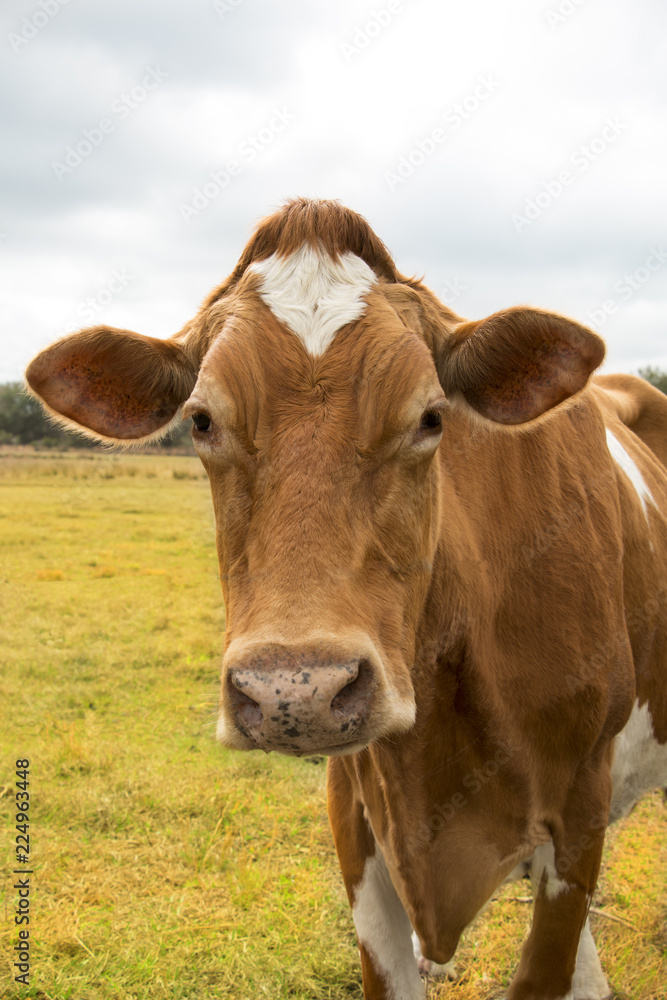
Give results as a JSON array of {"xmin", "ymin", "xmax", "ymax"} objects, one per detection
[
  {"xmin": 25, "ymin": 202, "xmax": 604, "ymax": 757},
  {"xmin": 185, "ymin": 290, "xmax": 446, "ymax": 755}
]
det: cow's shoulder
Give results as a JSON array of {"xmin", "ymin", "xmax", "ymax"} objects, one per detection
[{"xmin": 592, "ymin": 372, "xmax": 667, "ymax": 469}]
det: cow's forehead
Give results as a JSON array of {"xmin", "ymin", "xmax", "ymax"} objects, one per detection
[
  {"xmin": 249, "ymin": 244, "xmax": 377, "ymax": 357},
  {"xmin": 192, "ymin": 243, "xmax": 441, "ymax": 426}
]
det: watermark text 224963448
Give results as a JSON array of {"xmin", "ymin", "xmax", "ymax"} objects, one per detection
[{"xmin": 13, "ymin": 758, "xmax": 32, "ymax": 987}]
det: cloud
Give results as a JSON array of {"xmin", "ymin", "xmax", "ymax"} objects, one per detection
[{"xmin": 2, "ymin": 0, "xmax": 666, "ymax": 380}]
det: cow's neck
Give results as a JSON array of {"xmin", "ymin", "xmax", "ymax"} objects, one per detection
[{"xmin": 341, "ymin": 428, "xmax": 559, "ymax": 941}]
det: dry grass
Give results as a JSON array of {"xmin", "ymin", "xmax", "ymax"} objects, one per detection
[{"xmin": 0, "ymin": 454, "xmax": 665, "ymax": 999}]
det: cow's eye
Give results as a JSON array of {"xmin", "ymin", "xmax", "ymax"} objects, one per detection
[
  {"xmin": 192, "ymin": 412, "xmax": 211, "ymax": 432},
  {"xmin": 419, "ymin": 409, "xmax": 442, "ymax": 432}
]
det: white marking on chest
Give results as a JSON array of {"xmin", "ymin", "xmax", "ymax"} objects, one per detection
[
  {"xmin": 605, "ymin": 428, "xmax": 655, "ymax": 521},
  {"xmin": 250, "ymin": 244, "xmax": 376, "ymax": 356},
  {"xmin": 353, "ymin": 851, "xmax": 424, "ymax": 999},
  {"xmin": 610, "ymin": 699, "xmax": 667, "ymax": 821}
]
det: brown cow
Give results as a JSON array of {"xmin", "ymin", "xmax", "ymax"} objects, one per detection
[{"xmin": 27, "ymin": 199, "xmax": 667, "ymax": 1000}]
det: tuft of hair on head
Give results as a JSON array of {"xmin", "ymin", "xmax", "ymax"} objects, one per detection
[{"xmin": 229, "ymin": 198, "xmax": 401, "ymax": 283}]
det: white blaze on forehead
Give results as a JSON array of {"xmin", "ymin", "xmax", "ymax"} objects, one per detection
[
  {"xmin": 250, "ymin": 244, "xmax": 376, "ymax": 356},
  {"xmin": 606, "ymin": 428, "xmax": 655, "ymax": 520}
]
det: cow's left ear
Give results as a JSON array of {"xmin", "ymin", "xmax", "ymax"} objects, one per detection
[{"xmin": 436, "ymin": 307, "xmax": 605, "ymax": 424}]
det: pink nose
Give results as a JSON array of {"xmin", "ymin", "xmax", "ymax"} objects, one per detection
[{"xmin": 226, "ymin": 646, "xmax": 376, "ymax": 754}]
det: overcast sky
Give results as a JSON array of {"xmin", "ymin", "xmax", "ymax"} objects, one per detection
[{"xmin": 2, "ymin": 0, "xmax": 666, "ymax": 383}]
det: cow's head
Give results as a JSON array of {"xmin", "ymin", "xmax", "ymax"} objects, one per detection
[{"xmin": 26, "ymin": 199, "xmax": 604, "ymax": 756}]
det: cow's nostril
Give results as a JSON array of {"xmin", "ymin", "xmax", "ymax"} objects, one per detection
[
  {"xmin": 227, "ymin": 672, "xmax": 263, "ymax": 732},
  {"xmin": 331, "ymin": 659, "xmax": 374, "ymax": 718}
]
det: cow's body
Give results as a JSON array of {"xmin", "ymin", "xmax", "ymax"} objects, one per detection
[
  {"xmin": 329, "ymin": 371, "xmax": 667, "ymax": 998},
  {"xmin": 26, "ymin": 200, "xmax": 667, "ymax": 999}
]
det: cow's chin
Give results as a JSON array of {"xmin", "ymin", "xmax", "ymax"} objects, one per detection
[{"xmin": 215, "ymin": 698, "xmax": 416, "ymax": 758}]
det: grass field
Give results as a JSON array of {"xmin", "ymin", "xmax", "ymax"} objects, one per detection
[{"xmin": 1, "ymin": 451, "xmax": 666, "ymax": 1000}]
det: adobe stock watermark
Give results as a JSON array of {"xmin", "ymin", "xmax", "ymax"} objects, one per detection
[
  {"xmin": 8, "ymin": 0, "xmax": 71, "ymax": 54},
  {"xmin": 585, "ymin": 246, "xmax": 667, "ymax": 329},
  {"xmin": 384, "ymin": 75, "xmax": 501, "ymax": 191},
  {"xmin": 213, "ymin": 0, "xmax": 244, "ymax": 17},
  {"xmin": 414, "ymin": 741, "xmax": 518, "ymax": 847},
  {"xmin": 56, "ymin": 453, "xmax": 123, "ymax": 508},
  {"xmin": 438, "ymin": 276, "xmax": 468, "ymax": 307},
  {"xmin": 51, "ymin": 66, "xmax": 168, "ymax": 181},
  {"xmin": 520, "ymin": 466, "xmax": 612, "ymax": 567},
  {"xmin": 511, "ymin": 116, "xmax": 627, "ymax": 234},
  {"xmin": 63, "ymin": 267, "xmax": 134, "ymax": 334},
  {"xmin": 563, "ymin": 585, "xmax": 667, "ymax": 697},
  {"xmin": 340, "ymin": 0, "xmax": 417, "ymax": 63},
  {"xmin": 545, "ymin": 0, "xmax": 587, "ymax": 30},
  {"xmin": 178, "ymin": 107, "xmax": 295, "ymax": 223}
]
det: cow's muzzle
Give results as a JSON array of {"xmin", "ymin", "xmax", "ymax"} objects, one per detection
[{"xmin": 221, "ymin": 643, "xmax": 378, "ymax": 755}]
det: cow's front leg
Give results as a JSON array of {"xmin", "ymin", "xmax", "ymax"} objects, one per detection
[
  {"xmin": 509, "ymin": 776, "xmax": 611, "ymax": 1000},
  {"xmin": 327, "ymin": 760, "xmax": 424, "ymax": 1000}
]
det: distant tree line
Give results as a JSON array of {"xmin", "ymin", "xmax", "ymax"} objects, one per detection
[
  {"xmin": 638, "ymin": 366, "xmax": 667, "ymax": 395},
  {"xmin": 0, "ymin": 382, "xmax": 194, "ymax": 450},
  {"xmin": 1, "ymin": 368, "xmax": 666, "ymax": 449}
]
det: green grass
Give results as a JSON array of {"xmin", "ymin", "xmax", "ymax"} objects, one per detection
[{"xmin": 0, "ymin": 451, "xmax": 665, "ymax": 999}]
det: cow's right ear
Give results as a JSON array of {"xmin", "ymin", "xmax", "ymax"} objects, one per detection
[{"xmin": 25, "ymin": 326, "xmax": 198, "ymax": 443}]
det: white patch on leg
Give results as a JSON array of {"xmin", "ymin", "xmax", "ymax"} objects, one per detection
[
  {"xmin": 411, "ymin": 930, "xmax": 458, "ymax": 980},
  {"xmin": 572, "ymin": 918, "xmax": 610, "ymax": 1000},
  {"xmin": 250, "ymin": 244, "xmax": 376, "ymax": 356},
  {"xmin": 531, "ymin": 841, "xmax": 571, "ymax": 901},
  {"xmin": 606, "ymin": 429, "xmax": 656, "ymax": 521},
  {"xmin": 610, "ymin": 699, "xmax": 667, "ymax": 821},
  {"xmin": 353, "ymin": 851, "xmax": 425, "ymax": 1000}
]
